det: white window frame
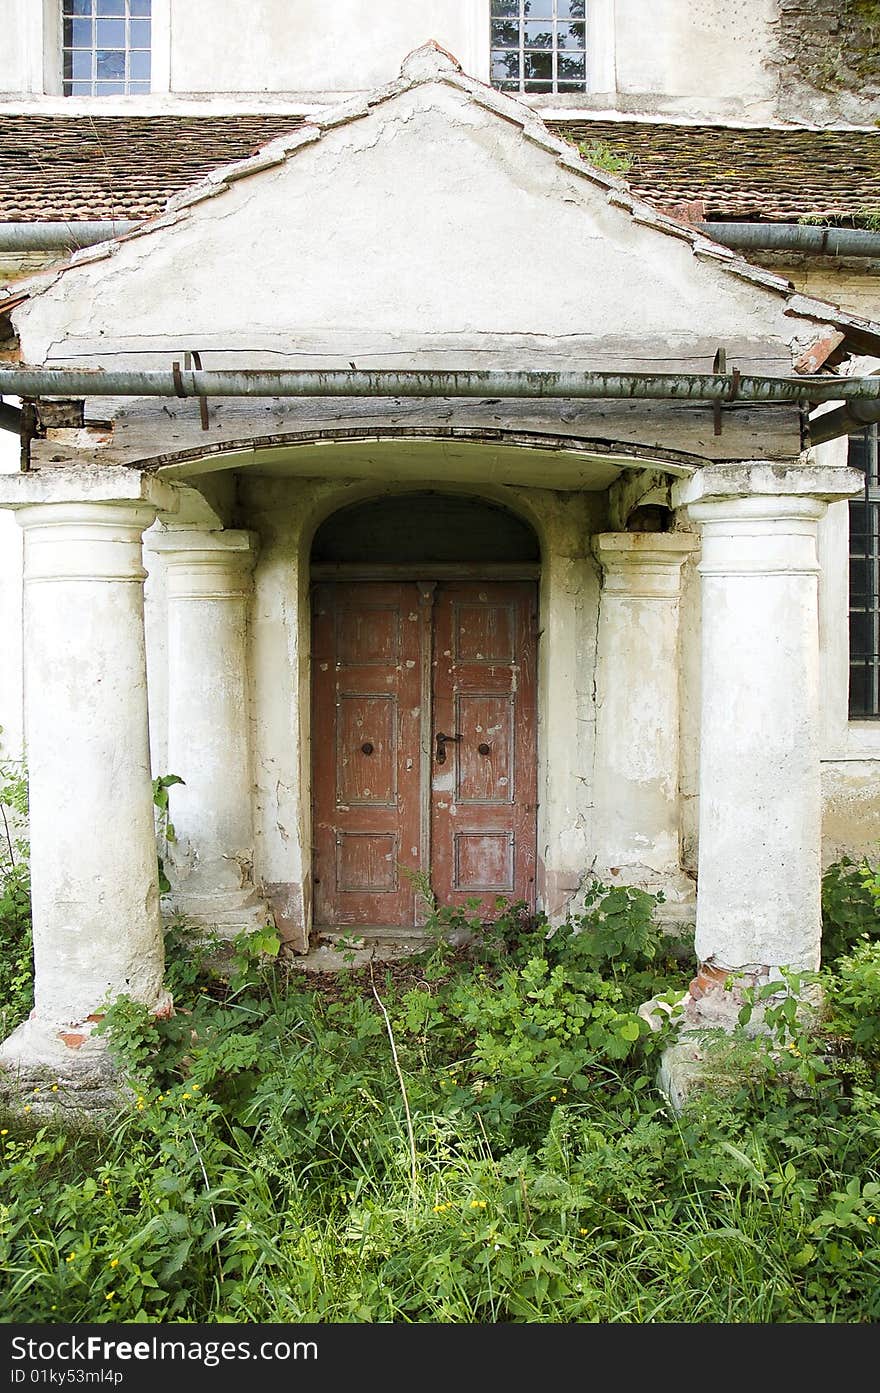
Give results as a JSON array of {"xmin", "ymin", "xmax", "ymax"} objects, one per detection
[
  {"xmin": 485, "ymin": 0, "xmax": 616, "ymax": 105},
  {"xmin": 42, "ymin": 0, "xmax": 169, "ymax": 96}
]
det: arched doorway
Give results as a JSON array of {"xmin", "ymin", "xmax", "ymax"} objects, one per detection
[{"xmin": 310, "ymin": 492, "xmax": 540, "ymax": 929}]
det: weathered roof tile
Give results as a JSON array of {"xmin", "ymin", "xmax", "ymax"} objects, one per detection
[{"xmin": 0, "ymin": 113, "xmax": 877, "ymax": 225}]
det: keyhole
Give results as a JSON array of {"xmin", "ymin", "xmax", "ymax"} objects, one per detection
[{"xmin": 361, "ymin": 742, "xmax": 374, "ymax": 755}]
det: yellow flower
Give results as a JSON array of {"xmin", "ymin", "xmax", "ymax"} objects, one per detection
[
  {"xmin": 105, "ymin": 1292, "xmax": 115, "ymax": 1301},
  {"xmin": 868, "ymin": 1216, "xmax": 877, "ymax": 1225},
  {"xmin": 66, "ymin": 1253, "xmax": 76, "ymax": 1263},
  {"xmin": 550, "ymin": 1095, "xmax": 557, "ymax": 1102},
  {"xmin": 579, "ymin": 1228, "xmax": 589, "ymax": 1235},
  {"xmin": 109, "ymin": 1258, "xmax": 119, "ymax": 1268},
  {"xmin": 192, "ymin": 1085, "xmax": 200, "ymax": 1091},
  {"xmin": 183, "ymin": 1093, "xmax": 191, "ymax": 1100},
  {"xmin": 470, "ymin": 1200, "xmax": 487, "ymax": 1209},
  {"xmin": 23, "ymin": 1105, "xmax": 31, "ymax": 1113},
  {"xmin": 562, "ymin": 1088, "xmax": 568, "ymax": 1095},
  {"xmin": 0, "ymin": 1129, "xmax": 8, "ymax": 1136},
  {"xmin": 32, "ymin": 1087, "xmax": 40, "ymax": 1094},
  {"xmin": 51, "ymin": 1085, "xmax": 59, "ymax": 1093}
]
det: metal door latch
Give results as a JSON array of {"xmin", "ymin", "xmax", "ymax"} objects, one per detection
[{"xmin": 435, "ymin": 731, "xmax": 462, "ymax": 764}]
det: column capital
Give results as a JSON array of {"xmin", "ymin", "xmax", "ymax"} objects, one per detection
[
  {"xmin": 672, "ymin": 460, "xmax": 863, "ymax": 513},
  {"xmin": 593, "ymin": 532, "xmax": 698, "ymax": 598},
  {"xmin": 145, "ymin": 527, "xmax": 258, "ymax": 559},
  {"xmin": 144, "ymin": 529, "xmax": 259, "ymax": 599},
  {"xmin": 17, "ymin": 501, "xmax": 160, "ymax": 585}
]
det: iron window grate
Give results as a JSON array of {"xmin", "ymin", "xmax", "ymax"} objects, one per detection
[
  {"xmin": 490, "ymin": 0, "xmax": 588, "ymax": 95},
  {"xmin": 62, "ymin": 0, "xmax": 151, "ymax": 97},
  {"xmin": 848, "ymin": 424, "xmax": 880, "ymax": 719}
]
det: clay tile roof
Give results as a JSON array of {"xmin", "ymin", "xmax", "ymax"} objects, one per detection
[
  {"xmin": 0, "ymin": 114, "xmax": 307, "ymax": 222},
  {"xmin": 552, "ymin": 119, "xmax": 880, "ymax": 224},
  {"xmin": 0, "ymin": 113, "xmax": 877, "ymax": 225}
]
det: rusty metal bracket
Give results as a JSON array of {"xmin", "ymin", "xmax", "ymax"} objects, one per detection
[
  {"xmin": 712, "ymin": 348, "xmax": 726, "ymax": 436},
  {"xmin": 185, "ymin": 350, "xmax": 210, "ymax": 431},
  {"xmin": 171, "ymin": 360, "xmax": 186, "ymax": 398}
]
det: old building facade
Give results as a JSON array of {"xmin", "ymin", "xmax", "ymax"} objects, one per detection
[{"xmin": 0, "ymin": 2, "xmax": 877, "ymax": 1110}]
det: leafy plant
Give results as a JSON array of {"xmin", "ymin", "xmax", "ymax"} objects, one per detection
[
  {"xmin": 821, "ymin": 857, "xmax": 880, "ymax": 965},
  {"xmin": 151, "ymin": 774, "xmax": 185, "ymax": 895},
  {"xmin": 576, "ymin": 139, "xmax": 634, "ymax": 175},
  {"xmin": 0, "ymin": 735, "xmax": 32, "ymax": 1034}
]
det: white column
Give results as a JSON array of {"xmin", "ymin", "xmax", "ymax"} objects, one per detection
[
  {"xmin": 592, "ymin": 533, "xmax": 697, "ymax": 896},
  {"xmin": 145, "ymin": 529, "xmax": 269, "ymax": 938},
  {"xmin": 0, "ymin": 501, "xmax": 169, "ymax": 1095},
  {"xmin": 676, "ymin": 463, "xmax": 863, "ymax": 991}
]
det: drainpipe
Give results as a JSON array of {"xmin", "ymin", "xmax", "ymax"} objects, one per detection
[
  {"xmin": 699, "ymin": 222, "xmax": 880, "ymax": 259},
  {"xmin": 0, "ymin": 367, "xmax": 877, "ymax": 404},
  {"xmin": 0, "ymin": 222, "xmax": 138, "ymax": 251}
]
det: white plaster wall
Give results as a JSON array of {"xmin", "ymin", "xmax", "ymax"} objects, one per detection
[
  {"xmin": 169, "ymin": 0, "xmax": 486, "ymax": 94},
  {"xmin": 614, "ymin": 0, "xmax": 778, "ymax": 119},
  {"xmin": 0, "ymin": 0, "xmax": 785, "ymax": 120}
]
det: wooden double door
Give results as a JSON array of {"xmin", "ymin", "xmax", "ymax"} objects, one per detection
[{"xmin": 312, "ymin": 579, "xmax": 538, "ymax": 928}]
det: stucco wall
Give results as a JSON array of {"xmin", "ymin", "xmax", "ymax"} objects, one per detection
[
  {"xmin": 0, "ymin": 0, "xmax": 864, "ymax": 123},
  {"xmin": 614, "ymin": 0, "xmax": 778, "ymax": 120}
]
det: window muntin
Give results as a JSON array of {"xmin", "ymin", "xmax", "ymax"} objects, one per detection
[
  {"xmin": 849, "ymin": 425, "xmax": 880, "ymax": 718},
  {"xmin": 63, "ymin": 0, "xmax": 151, "ymax": 96},
  {"xmin": 491, "ymin": 0, "xmax": 587, "ymax": 95}
]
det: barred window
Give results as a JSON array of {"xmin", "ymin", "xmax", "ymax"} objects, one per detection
[
  {"xmin": 490, "ymin": 0, "xmax": 588, "ymax": 95},
  {"xmin": 849, "ymin": 425, "xmax": 880, "ymax": 718},
  {"xmin": 63, "ymin": 0, "xmax": 151, "ymax": 96}
]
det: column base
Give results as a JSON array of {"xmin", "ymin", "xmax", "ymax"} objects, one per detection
[
  {"xmin": 652, "ymin": 964, "xmax": 825, "ymax": 1112},
  {"xmin": 163, "ymin": 886, "xmax": 274, "ymax": 941},
  {"xmin": 0, "ymin": 1009, "xmax": 167, "ymax": 1130}
]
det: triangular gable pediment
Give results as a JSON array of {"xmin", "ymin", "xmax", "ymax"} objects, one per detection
[{"xmin": 9, "ymin": 44, "xmax": 849, "ymax": 374}]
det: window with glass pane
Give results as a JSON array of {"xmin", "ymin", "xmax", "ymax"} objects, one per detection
[
  {"xmin": 490, "ymin": 0, "xmax": 587, "ymax": 94},
  {"xmin": 848, "ymin": 425, "xmax": 880, "ymax": 718},
  {"xmin": 62, "ymin": 0, "xmax": 151, "ymax": 96}
]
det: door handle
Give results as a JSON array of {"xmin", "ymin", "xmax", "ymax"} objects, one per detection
[{"xmin": 435, "ymin": 731, "xmax": 462, "ymax": 764}]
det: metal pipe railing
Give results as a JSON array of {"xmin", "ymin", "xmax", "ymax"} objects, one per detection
[{"xmin": 0, "ymin": 367, "xmax": 877, "ymax": 403}]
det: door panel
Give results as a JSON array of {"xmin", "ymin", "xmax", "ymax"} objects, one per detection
[
  {"xmin": 312, "ymin": 582, "xmax": 423, "ymax": 926},
  {"xmin": 312, "ymin": 578, "xmax": 538, "ymax": 928},
  {"xmin": 431, "ymin": 582, "xmax": 537, "ymax": 915}
]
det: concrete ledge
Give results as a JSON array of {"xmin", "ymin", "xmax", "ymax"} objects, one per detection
[{"xmin": 0, "ymin": 464, "xmax": 180, "ymax": 513}]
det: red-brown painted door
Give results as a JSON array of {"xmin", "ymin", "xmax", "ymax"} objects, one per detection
[
  {"xmin": 430, "ymin": 582, "xmax": 538, "ymax": 915},
  {"xmin": 312, "ymin": 581, "xmax": 425, "ymax": 927},
  {"xmin": 312, "ymin": 579, "xmax": 537, "ymax": 927}
]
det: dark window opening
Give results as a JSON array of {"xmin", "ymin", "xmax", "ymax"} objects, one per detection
[{"xmin": 848, "ymin": 424, "xmax": 880, "ymax": 718}]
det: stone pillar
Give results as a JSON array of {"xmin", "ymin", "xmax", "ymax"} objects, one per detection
[
  {"xmin": 145, "ymin": 529, "xmax": 269, "ymax": 938},
  {"xmin": 0, "ymin": 498, "xmax": 170, "ymax": 1111},
  {"xmin": 591, "ymin": 533, "xmax": 697, "ymax": 907},
  {"xmin": 675, "ymin": 462, "xmax": 863, "ymax": 1010}
]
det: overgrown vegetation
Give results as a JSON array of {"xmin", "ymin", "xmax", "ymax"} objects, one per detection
[
  {"xmin": 575, "ymin": 139, "xmax": 634, "ymax": 176},
  {"xmin": 2, "ymin": 760, "xmax": 880, "ymax": 1320},
  {"xmin": 0, "ymin": 735, "xmax": 31, "ymax": 1036}
]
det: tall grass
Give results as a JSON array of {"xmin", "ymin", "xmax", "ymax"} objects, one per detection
[{"xmin": 0, "ymin": 862, "xmax": 879, "ymax": 1322}]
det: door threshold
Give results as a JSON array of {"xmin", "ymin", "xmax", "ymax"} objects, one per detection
[{"xmin": 291, "ymin": 926, "xmax": 436, "ymax": 973}]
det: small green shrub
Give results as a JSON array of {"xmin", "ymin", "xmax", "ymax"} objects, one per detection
[
  {"xmin": 575, "ymin": 139, "xmax": 634, "ymax": 175},
  {"xmin": 824, "ymin": 940, "xmax": 880, "ymax": 1055},
  {"xmin": 0, "ymin": 741, "xmax": 32, "ymax": 1034},
  {"xmin": 821, "ymin": 857, "xmax": 880, "ymax": 965}
]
